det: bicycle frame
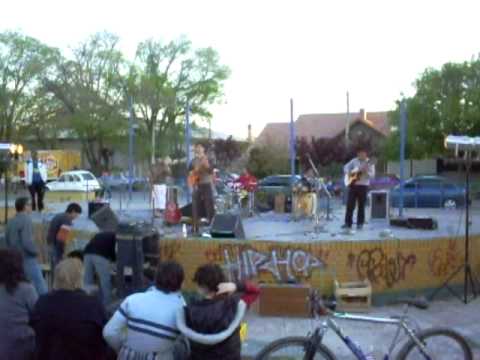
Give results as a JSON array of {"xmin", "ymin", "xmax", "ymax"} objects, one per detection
[{"xmin": 312, "ymin": 306, "xmax": 434, "ymax": 360}]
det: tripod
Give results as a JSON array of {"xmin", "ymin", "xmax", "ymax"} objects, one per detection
[{"xmin": 430, "ymin": 151, "xmax": 479, "ymax": 304}]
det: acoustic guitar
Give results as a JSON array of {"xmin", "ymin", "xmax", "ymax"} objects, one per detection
[{"xmin": 344, "ymin": 158, "xmax": 376, "ymax": 187}]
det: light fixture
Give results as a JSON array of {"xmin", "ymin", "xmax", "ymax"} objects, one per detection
[{"xmin": 9, "ymin": 144, "xmax": 17, "ymax": 154}]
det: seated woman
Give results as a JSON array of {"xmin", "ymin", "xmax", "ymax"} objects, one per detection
[
  {"xmin": 103, "ymin": 261, "xmax": 185, "ymax": 360},
  {"xmin": 0, "ymin": 249, "xmax": 38, "ymax": 360},
  {"xmin": 31, "ymin": 258, "xmax": 109, "ymax": 360},
  {"xmin": 176, "ymin": 264, "xmax": 260, "ymax": 360}
]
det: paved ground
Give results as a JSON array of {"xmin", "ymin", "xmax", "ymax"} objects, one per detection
[{"xmin": 242, "ymin": 297, "xmax": 480, "ymax": 359}]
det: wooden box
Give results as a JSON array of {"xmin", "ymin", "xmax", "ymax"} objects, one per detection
[
  {"xmin": 259, "ymin": 284, "xmax": 311, "ymax": 317},
  {"xmin": 274, "ymin": 193, "xmax": 286, "ymax": 213},
  {"xmin": 334, "ymin": 279, "xmax": 372, "ymax": 312}
]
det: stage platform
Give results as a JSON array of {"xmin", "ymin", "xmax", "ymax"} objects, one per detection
[{"xmin": 27, "ymin": 198, "xmax": 480, "ymax": 303}]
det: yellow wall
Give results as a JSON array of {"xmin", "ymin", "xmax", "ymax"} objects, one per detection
[{"xmin": 159, "ymin": 236, "xmax": 479, "ymax": 296}]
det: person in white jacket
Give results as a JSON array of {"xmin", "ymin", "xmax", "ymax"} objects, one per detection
[
  {"xmin": 25, "ymin": 151, "xmax": 48, "ymax": 212},
  {"xmin": 103, "ymin": 261, "xmax": 185, "ymax": 360}
]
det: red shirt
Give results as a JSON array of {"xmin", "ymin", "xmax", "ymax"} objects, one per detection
[{"xmin": 236, "ymin": 174, "xmax": 257, "ymax": 192}]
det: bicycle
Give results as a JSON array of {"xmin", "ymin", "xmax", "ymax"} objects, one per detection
[{"xmin": 254, "ymin": 290, "xmax": 473, "ymax": 360}]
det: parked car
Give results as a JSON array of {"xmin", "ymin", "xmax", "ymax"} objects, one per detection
[
  {"xmin": 99, "ymin": 174, "xmax": 129, "ymax": 190},
  {"xmin": 256, "ymin": 175, "xmax": 302, "ymax": 211},
  {"xmin": 370, "ymin": 174, "xmax": 400, "ymax": 191},
  {"xmin": 390, "ymin": 175, "xmax": 465, "ymax": 208},
  {"xmin": 46, "ymin": 170, "xmax": 101, "ymax": 192}
]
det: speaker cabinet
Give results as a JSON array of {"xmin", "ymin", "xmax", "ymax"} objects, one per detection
[
  {"xmin": 88, "ymin": 201, "xmax": 108, "ymax": 218},
  {"xmin": 370, "ymin": 190, "xmax": 389, "ymax": 220},
  {"xmin": 210, "ymin": 214, "xmax": 245, "ymax": 239},
  {"xmin": 90, "ymin": 205, "xmax": 119, "ymax": 232}
]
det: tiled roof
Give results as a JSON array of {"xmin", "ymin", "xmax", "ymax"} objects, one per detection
[{"xmin": 255, "ymin": 110, "xmax": 389, "ymax": 147}]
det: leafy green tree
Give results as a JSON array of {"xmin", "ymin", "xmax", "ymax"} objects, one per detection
[
  {"xmin": 130, "ymin": 37, "xmax": 230, "ymax": 162},
  {"xmin": 386, "ymin": 58, "xmax": 480, "ymax": 160},
  {"xmin": 45, "ymin": 32, "xmax": 127, "ymax": 172},
  {"xmin": 0, "ymin": 31, "xmax": 59, "ymax": 142}
]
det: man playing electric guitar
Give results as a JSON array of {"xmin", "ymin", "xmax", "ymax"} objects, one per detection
[
  {"xmin": 342, "ymin": 147, "xmax": 375, "ymax": 230},
  {"xmin": 188, "ymin": 143, "xmax": 215, "ymax": 234}
]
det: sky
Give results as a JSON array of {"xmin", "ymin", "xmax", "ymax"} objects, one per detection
[{"xmin": 1, "ymin": 0, "xmax": 479, "ymax": 139}]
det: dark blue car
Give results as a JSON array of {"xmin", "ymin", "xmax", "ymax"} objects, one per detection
[{"xmin": 390, "ymin": 175, "xmax": 466, "ymax": 208}]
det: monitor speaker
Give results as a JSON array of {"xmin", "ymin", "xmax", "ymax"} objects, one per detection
[
  {"xmin": 88, "ymin": 201, "xmax": 108, "ymax": 218},
  {"xmin": 210, "ymin": 214, "xmax": 245, "ymax": 239},
  {"xmin": 90, "ymin": 205, "xmax": 119, "ymax": 232},
  {"xmin": 407, "ymin": 217, "xmax": 438, "ymax": 230}
]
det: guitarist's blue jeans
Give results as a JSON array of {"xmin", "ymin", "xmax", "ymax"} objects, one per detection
[{"xmin": 345, "ymin": 184, "xmax": 368, "ymax": 227}]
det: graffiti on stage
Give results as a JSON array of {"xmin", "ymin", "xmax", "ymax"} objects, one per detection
[
  {"xmin": 348, "ymin": 247, "xmax": 416, "ymax": 288},
  {"xmin": 428, "ymin": 240, "xmax": 462, "ymax": 277},
  {"xmin": 205, "ymin": 244, "xmax": 329, "ymax": 282}
]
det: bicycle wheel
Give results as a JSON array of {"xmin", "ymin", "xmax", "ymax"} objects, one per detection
[
  {"xmin": 255, "ymin": 336, "xmax": 337, "ymax": 360},
  {"xmin": 397, "ymin": 327, "xmax": 472, "ymax": 360}
]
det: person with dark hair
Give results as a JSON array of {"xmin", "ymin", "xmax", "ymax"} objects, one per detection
[
  {"xmin": 46, "ymin": 202, "xmax": 82, "ymax": 267},
  {"xmin": 25, "ymin": 151, "xmax": 47, "ymax": 212},
  {"xmin": 343, "ymin": 148, "xmax": 375, "ymax": 230},
  {"xmin": 31, "ymin": 258, "xmax": 110, "ymax": 360},
  {"xmin": 0, "ymin": 249, "xmax": 38, "ymax": 360},
  {"xmin": 176, "ymin": 264, "xmax": 260, "ymax": 360},
  {"xmin": 103, "ymin": 261, "xmax": 185, "ymax": 360},
  {"xmin": 188, "ymin": 143, "xmax": 215, "ymax": 234},
  {"xmin": 83, "ymin": 232, "xmax": 117, "ymax": 306},
  {"xmin": 5, "ymin": 197, "xmax": 47, "ymax": 295}
]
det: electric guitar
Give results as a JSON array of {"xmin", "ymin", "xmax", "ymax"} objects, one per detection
[{"xmin": 344, "ymin": 158, "xmax": 376, "ymax": 187}]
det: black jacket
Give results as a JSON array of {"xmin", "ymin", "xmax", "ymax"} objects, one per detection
[
  {"xmin": 84, "ymin": 231, "xmax": 117, "ymax": 262},
  {"xmin": 31, "ymin": 289, "xmax": 109, "ymax": 360},
  {"xmin": 184, "ymin": 294, "xmax": 243, "ymax": 360}
]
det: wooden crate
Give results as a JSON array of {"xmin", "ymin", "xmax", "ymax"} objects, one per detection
[
  {"xmin": 335, "ymin": 279, "xmax": 372, "ymax": 312},
  {"xmin": 274, "ymin": 193, "xmax": 286, "ymax": 213},
  {"xmin": 259, "ymin": 284, "xmax": 311, "ymax": 317}
]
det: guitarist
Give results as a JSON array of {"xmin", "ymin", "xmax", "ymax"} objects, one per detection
[
  {"xmin": 342, "ymin": 147, "xmax": 375, "ymax": 230},
  {"xmin": 189, "ymin": 143, "xmax": 215, "ymax": 234}
]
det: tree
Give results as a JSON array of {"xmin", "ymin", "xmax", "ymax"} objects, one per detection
[
  {"xmin": 0, "ymin": 31, "xmax": 59, "ymax": 142},
  {"xmin": 212, "ymin": 136, "xmax": 243, "ymax": 169},
  {"xmin": 45, "ymin": 32, "xmax": 127, "ymax": 173},
  {"xmin": 386, "ymin": 58, "xmax": 480, "ymax": 160},
  {"xmin": 130, "ymin": 37, "xmax": 230, "ymax": 162},
  {"xmin": 247, "ymin": 145, "xmax": 289, "ymax": 178}
]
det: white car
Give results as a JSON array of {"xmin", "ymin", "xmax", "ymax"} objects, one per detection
[{"xmin": 46, "ymin": 171, "xmax": 101, "ymax": 192}]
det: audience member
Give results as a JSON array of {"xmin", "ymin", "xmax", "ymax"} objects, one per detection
[
  {"xmin": 176, "ymin": 264, "xmax": 260, "ymax": 360},
  {"xmin": 84, "ymin": 231, "xmax": 116, "ymax": 306},
  {"xmin": 0, "ymin": 249, "xmax": 38, "ymax": 360},
  {"xmin": 31, "ymin": 258, "xmax": 109, "ymax": 360},
  {"xmin": 103, "ymin": 261, "xmax": 185, "ymax": 360},
  {"xmin": 5, "ymin": 197, "xmax": 47, "ymax": 295},
  {"xmin": 46, "ymin": 203, "xmax": 82, "ymax": 267}
]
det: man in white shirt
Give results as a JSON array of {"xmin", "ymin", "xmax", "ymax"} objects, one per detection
[
  {"xmin": 343, "ymin": 148, "xmax": 375, "ymax": 230},
  {"xmin": 25, "ymin": 151, "xmax": 48, "ymax": 212}
]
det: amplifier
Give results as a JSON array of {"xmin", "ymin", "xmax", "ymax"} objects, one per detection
[{"xmin": 370, "ymin": 190, "xmax": 389, "ymax": 220}]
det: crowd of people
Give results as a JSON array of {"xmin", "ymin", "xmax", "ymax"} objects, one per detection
[{"xmin": 0, "ymin": 195, "xmax": 260, "ymax": 360}]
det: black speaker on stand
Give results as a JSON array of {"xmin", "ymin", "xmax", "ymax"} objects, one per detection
[{"xmin": 210, "ymin": 214, "xmax": 245, "ymax": 239}]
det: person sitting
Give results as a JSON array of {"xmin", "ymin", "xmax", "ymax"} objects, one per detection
[
  {"xmin": 31, "ymin": 258, "xmax": 109, "ymax": 360},
  {"xmin": 0, "ymin": 249, "xmax": 38, "ymax": 360},
  {"xmin": 176, "ymin": 264, "xmax": 260, "ymax": 360},
  {"xmin": 83, "ymin": 231, "xmax": 116, "ymax": 307},
  {"xmin": 103, "ymin": 261, "xmax": 185, "ymax": 360}
]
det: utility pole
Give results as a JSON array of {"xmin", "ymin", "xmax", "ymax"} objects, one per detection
[
  {"xmin": 289, "ymin": 98, "xmax": 296, "ymax": 180},
  {"xmin": 185, "ymin": 102, "xmax": 191, "ymax": 199},
  {"xmin": 345, "ymin": 91, "xmax": 350, "ymax": 147},
  {"xmin": 128, "ymin": 95, "xmax": 135, "ymax": 201},
  {"xmin": 399, "ymin": 99, "xmax": 407, "ymax": 217}
]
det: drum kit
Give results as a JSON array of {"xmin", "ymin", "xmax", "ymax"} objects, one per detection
[{"xmin": 293, "ymin": 154, "xmax": 333, "ymax": 233}]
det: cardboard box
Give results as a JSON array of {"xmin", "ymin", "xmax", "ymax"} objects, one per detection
[{"xmin": 259, "ymin": 284, "xmax": 311, "ymax": 317}]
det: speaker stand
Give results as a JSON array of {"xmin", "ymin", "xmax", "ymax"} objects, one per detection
[{"xmin": 430, "ymin": 152, "xmax": 479, "ymax": 304}]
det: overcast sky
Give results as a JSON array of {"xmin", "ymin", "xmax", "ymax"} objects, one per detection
[{"xmin": 1, "ymin": 0, "xmax": 479, "ymax": 139}]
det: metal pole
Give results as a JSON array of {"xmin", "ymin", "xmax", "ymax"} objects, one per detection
[
  {"xmin": 185, "ymin": 102, "xmax": 191, "ymax": 199},
  {"xmin": 399, "ymin": 99, "xmax": 407, "ymax": 217},
  {"xmin": 151, "ymin": 119, "xmax": 156, "ymax": 166},
  {"xmin": 290, "ymin": 98, "xmax": 295, "ymax": 180},
  {"xmin": 465, "ymin": 152, "xmax": 471, "ymax": 304},
  {"xmin": 128, "ymin": 95, "xmax": 134, "ymax": 201},
  {"xmin": 4, "ymin": 163, "xmax": 8, "ymax": 224},
  {"xmin": 346, "ymin": 91, "xmax": 350, "ymax": 147}
]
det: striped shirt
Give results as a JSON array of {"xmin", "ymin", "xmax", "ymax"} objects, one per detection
[{"xmin": 103, "ymin": 287, "xmax": 185, "ymax": 354}]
